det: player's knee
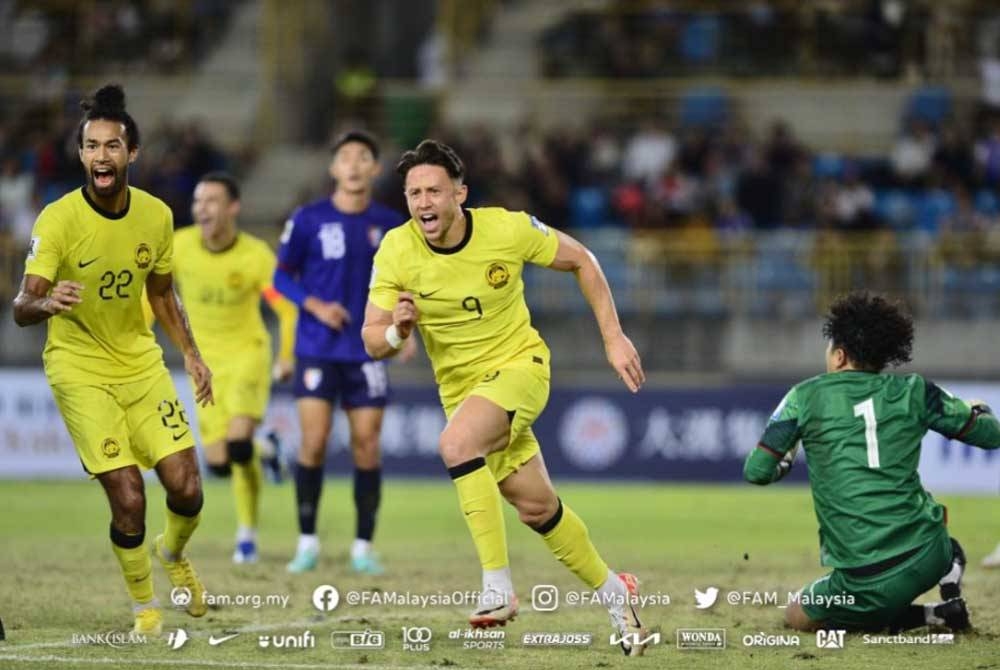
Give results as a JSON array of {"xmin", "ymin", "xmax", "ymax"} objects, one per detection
[
  {"xmin": 113, "ymin": 490, "xmax": 146, "ymax": 530},
  {"xmin": 227, "ymin": 439, "xmax": 254, "ymax": 464},
  {"xmin": 522, "ymin": 496, "xmax": 561, "ymax": 531}
]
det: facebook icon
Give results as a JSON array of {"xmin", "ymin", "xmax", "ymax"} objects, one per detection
[{"xmin": 312, "ymin": 584, "xmax": 340, "ymax": 612}]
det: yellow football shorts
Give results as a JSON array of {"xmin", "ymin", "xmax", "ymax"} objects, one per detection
[
  {"xmin": 51, "ymin": 367, "xmax": 194, "ymax": 475},
  {"xmin": 444, "ymin": 357, "xmax": 551, "ymax": 483},
  {"xmin": 195, "ymin": 342, "xmax": 271, "ymax": 445}
]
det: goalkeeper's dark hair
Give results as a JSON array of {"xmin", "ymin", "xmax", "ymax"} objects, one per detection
[
  {"xmin": 76, "ymin": 84, "xmax": 140, "ymax": 151},
  {"xmin": 822, "ymin": 291, "xmax": 914, "ymax": 372},
  {"xmin": 396, "ymin": 139, "xmax": 465, "ymax": 182}
]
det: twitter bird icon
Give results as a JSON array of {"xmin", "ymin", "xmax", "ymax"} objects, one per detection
[{"xmin": 694, "ymin": 587, "xmax": 719, "ymax": 609}]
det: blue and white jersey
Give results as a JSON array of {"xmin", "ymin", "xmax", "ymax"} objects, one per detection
[{"xmin": 276, "ymin": 197, "xmax": 404, "ymax": 361}]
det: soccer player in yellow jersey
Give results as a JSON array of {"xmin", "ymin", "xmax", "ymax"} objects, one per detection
[
  {"xmin": 12, "ymin": 84, "xmax": 212, "ymax": 637},
  {"xmin": 174, "ymin": 171, "xmax": 297, "ymax": 564},
  {"xmin": 363, "ymin": 140, "xmax": 650, "ymax": 656}
]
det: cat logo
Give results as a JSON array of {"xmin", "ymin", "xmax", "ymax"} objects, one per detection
[
  {"xmin": 486, "ymin": 262, "xmax": 509, "ymax": 289},
  {"xmin": 135, "ymin": 243, "xmax": 152, "ymax": 269},
  {"xmin": 227, "ymin": 272, "xmax": 244, "ymax": 289},
  {"xmin": 102, "ymin": 438, "xmax": 121, "ymax": 459}
]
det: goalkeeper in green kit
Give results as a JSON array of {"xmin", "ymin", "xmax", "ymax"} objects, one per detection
[{"xmin": 745, "ymin": 291, "xmax": 1000, "ymax": 633}]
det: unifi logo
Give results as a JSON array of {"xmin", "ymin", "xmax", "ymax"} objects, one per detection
[{"xmin": 259, "ymin": 631, "xmax": 315, "ymax": 649}]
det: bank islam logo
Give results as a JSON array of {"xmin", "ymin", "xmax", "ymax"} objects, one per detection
[
  {"xmin": 402, "ymin": 626, "xmax": 432, "ymax": 652},
  {"xmin": 676, "ymin": 628, "xmax": 726, "ymax": 650},
  {"xmin": 694, "ymin": 587, "xmax": 719, "ymax": 609},
  {"xmin": 311, "ymin": 584, "xmax": 340, "ymax": 612},
  {"xmin": 817, "ymin": 629, "xmax": 846, "ymax": 649},
  {"xmin": 331, "ymin": 629, "xmax": 385, "ymax": 650},
  {"xmin": 259, "ymin": 631, "xmax": 315, "ymax": 649},
  {"xmin": 166, "ymin": 628, "xmax": 189, "ymax": 651},
  {"xmin": 170, "ymin": 586, "xmax": 192, "ymax": 609}
]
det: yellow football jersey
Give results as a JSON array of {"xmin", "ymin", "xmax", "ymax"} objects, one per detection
[
  {"xmin": 24, "ymin": 186, "xmax": 173, "ymax": 385},
  {"xmin": 369, "ymin": 207, "xmax": 559, "ymax": 404},
  {"xmin": 172, "ymin": 227, "xmax": 288, "ymax": 362}
]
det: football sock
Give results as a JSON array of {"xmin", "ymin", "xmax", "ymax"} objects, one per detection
[
  {"xmin": 353, "ymin": 466, "xmax": 381, "ymax": 542},
  {"xmin": 229, "ymin": 439, "xmax": 260, "ymax": 532},
  {"xmin": 162, "ymin": 496, "xmax": 202, "ymax": 560},
  {"xmin": 534, "ymin": 499, "xmax": 609, "ymax": 589},
  {"xmin": 110, "ymin": 524, "xmax": 154, "ymax": 605},
  {"xmin": 596, "ymin": 568, "xmax": 628, "ymax": 608},
  {"xmin": 449, "ymin": 457, "xmax": 508, "ymax": 571},
  {"xmin": 483, "ymin": 566, "xmax": 515, "ymax": 597},
  {"xmin": 351, "ymin": 538, "xmax": 372, "ymax": 560},
  {"xmin": 295, "ymin": 463, "xmax": 324, "ymax": 535},
  {"xmin": 297, "ymin": 534, "xmax": 320, "ymax": 554},
  {"xmin": 206, "ymin": 462, "xmax": 231, "ymax": 478},
  {"xmin": 891, "ymin": 603, "xmax": 944, "ymax": 631}
]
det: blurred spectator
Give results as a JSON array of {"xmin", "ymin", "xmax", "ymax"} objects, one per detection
[
  {"xmin": 974, "ymin": 119, "xmax": 1000, "ymax": 186},
  {"xmin": 736, "ymin": 151, "xmax": 781, "ymax": 229},
  {"xmin": 890, "ymin": 120, "xmax": 936, "ymax": 186},
  {"xmin": 0, "ymin": 155, "xmax": 36, "ymax": 243},
  {"xmin": 622, "ymin": 121, "xmax": 676, "ymax": 187}
]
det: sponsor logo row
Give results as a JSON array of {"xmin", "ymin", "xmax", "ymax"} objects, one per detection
[{"xmin": 72, "ymin": 627, "xmax": 954, "ymax": 651}]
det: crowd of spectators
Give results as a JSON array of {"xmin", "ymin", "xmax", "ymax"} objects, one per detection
[
  {"xmin": 0, "ymin": 0, "xmax": 237, "ymax": 76},
  {"xmin": 540, "ymin": 1, "xmax": 968, "ymax": 80}
]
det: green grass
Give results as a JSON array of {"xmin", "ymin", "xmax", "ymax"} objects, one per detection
[{"xmin": 0, "ymin": 479, "xmax": 998, "ymax": 670}]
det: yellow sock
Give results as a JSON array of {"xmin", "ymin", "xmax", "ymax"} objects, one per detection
[
  {"xmin": 231, "ymin": 444, "xmax": 262, "ymax": 530},
  {"xmin": 451, "ymin": 458, "xmax": 508, "ymax": 570},
  {"xmin": 163, "ymin": 504, "xmax": 201, "ymax": 559},
  {"xmin": 111, "ymin": 533, "xmax": 155, "ymax": 605},
  {"xmin": 540, "ymin": 501, "xmax": 609, "ymax": 589}
]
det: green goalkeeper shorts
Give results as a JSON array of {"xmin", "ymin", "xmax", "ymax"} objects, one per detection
[{"xmin": 799, "ymin": 527, "xmax": 952, "ymax": 630}]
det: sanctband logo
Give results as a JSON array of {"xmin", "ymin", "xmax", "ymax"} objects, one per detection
[{"xmin": 676, "ymin": 628, "xmax": 726, "ymax": 650}]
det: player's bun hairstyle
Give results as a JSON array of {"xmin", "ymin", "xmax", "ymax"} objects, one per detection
[
  {"xmin": 198, "ymin": 171, "xmax": 241, "ymax": 201},
  {"xmin": 330, "ymin": 130, "xmax": 380, "ymax": 160},
  {"xmin": 396, "ymin": 139, "xmax": 465, "ymax": 181},
  {"xmin": 822, "ymin": 290, "xmax": 914, "ymax": 372},
  {"xmin": 76, "ymin": 83, "xmax": 140, "ymax": 151}
]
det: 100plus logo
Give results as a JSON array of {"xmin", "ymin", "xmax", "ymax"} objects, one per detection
[{"xmin": 259, "ymin": 631, "xmax": 315, "ymax": 649}]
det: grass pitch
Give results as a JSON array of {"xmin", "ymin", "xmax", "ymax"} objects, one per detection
[{"xmin": 0, "ymin": 478, "xmax": 998, "ymax": 670}]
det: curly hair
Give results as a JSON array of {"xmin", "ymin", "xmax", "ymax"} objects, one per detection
[
  {"xmin": 822, "ymin": 291, "xmax": 914, "ymax": 372},
  {"xmin": 76, "ymin": 83, "xmax": 140, "ymax": 151}
]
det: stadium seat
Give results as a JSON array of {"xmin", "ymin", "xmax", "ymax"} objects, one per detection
[
  {"xmin": 915, "ymin": 190, "xmax": 956, "ymax": 236},
  {"xmin": 679, "ymin": 87, "xmax": 729, "ymax": 129},
  {"xmin": 813, "ymin": 153, "xmax": 845, "ymax": 180},
  {"xmin": 874, "ymin": 190, "xmax": 916, "ymax": 231},
  {"xmin": 679, "ymin": 15, "xmax": 721, "ymax": 64},
  {"xmin": 569, "ymin": 187, "xmax": 611, "ymax": 229},
  {"xmin": 975, "ymin": 189, "xmax": 999, "ymax": 216},
  {"xmin": 904, "ymin": 86, "xmax": 952, "ymax": 128}
]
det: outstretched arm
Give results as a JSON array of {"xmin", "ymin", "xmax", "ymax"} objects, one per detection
[
  {"xmin": 146, "ymin": 271, "xmax": 213, "ymax": 406},
  {"xmin": 547, "ymin": 230, "xmax": 644, "ymax": 392},
  {"xmin": 926, "ymin": 382, "xmax": 1000, "ymax": 449},
  {"xmin": 745, "ymin": 389, "xmax": 802, "ymax": 485}
]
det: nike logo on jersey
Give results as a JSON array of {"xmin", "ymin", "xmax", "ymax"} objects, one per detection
[
  {"xmin": 78, "ymin": 257, "xmax": 100, "ymax": 268},
  {"xmin": 172, "ymin": 429, "xmax": 190, "ymax": 442},
  {"xmin": 419, "ymin": 289, "xmax": 442, "ymax": 298}
]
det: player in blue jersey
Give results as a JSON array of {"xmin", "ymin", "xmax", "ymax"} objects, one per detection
[{"xmin": 274, "ymin": 131, "xmax": 410, "ymax": 574}]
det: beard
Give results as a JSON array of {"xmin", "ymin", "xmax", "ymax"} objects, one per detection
[{"xmin": 88, "ymin": 166, "xmax": 126, "ymax": 198}]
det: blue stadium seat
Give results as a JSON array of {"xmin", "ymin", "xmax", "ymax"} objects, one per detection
[
  {"xmin": 915, "ymin": 190, "xmax": 955, "ymax": 235},
  {"xmin": 904, "ymin": 86, "xmax": 952, "ymax": 127},
  {"xmin": 679, "ymin": 15, "xmax": 721, "ymax": 64},
  {"xmin": 975, "ymin": 189, "xmax": 999, "ymax": 216},
  {"xmin": 813, "ymin": 153, "xmax": 845, "ymax": 180},
  {"xmin": 874, "ymin": 189, "xmax": 916, "ymax": 230},
  {"xmin": 679, "ymin": 87, "xmax": 729, "ymax": 129},
  {"xmin": 569, "ymin": 187, "xmax": 611, "ymax": 229}
]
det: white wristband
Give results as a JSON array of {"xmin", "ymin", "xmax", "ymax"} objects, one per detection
[{"xmin": 385, "ymin": 324, "xmax": 407, "ymax": 350}]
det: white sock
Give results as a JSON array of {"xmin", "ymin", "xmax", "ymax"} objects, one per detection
[
  {"xmin": 351, "ymin": 538, "xmax": 372, "ymax": 560},
  {"xmin": 596, "ymin": 569, "xmax": 626, "ymax": 611},
  {"xmin": 297, "ymin": 534, "xmax": 319, "ymax": 554},
  {"xmin": 925, "ymin": 603, "xmax": 945, "ymax": 625},
  {"xmin": 482, "ymin": 566, "xmax": 514, "ymax": 601},
  {"xmin": 236, "ymin": 526, "xmax": 257, "ymax": 543},
  {"xmin": 938, "ymin": 560, "xmax": 962, "ymax": 586}
]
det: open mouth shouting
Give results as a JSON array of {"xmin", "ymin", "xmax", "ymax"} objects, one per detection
[
  {"xmin": 92, "ymin": 165, "xmax": 117, "ymax": 191},
  {"xmin": 418, "ymin": 212, "xmax": 440, "ymax": 236}
]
